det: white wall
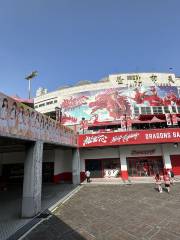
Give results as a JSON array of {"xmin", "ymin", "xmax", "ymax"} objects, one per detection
[{"xmin": 54, "ymin": 149, "xmax": 72, "ymax": 175}]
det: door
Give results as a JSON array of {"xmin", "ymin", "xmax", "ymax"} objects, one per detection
[
  {"xmin": 171, "ymin": 155, "xmax": 180, "ymax": 175},
  {"xmin": 127, "ymin": 157, "xmax": 164, "ymax": 176},
  {"xmin": 85, "ymin": 159, "xmax": 102, "ymax": 178}
]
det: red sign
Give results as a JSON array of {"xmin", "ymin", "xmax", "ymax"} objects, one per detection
[{"xmin": 78, "ymin": 128, "xmax": 180, "ymax": 147}]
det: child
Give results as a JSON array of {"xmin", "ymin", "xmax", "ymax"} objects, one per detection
[
  {"xmin": 155, "ymin": 173, "xmax": 162, "ymax": 193},
  {"xmin": 164, "ymin": 173, "xmax": 171, "ymax": 193}
]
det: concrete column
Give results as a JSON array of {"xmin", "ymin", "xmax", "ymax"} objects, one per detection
[
  {"xmin": 161, "ymin": 144, "xmax": 172, "ymax": 170},
  {"xmin": 22, "ymin": 141, "xmax": 43, "ymax": 218},
  {"xmin": 119, "ymin": 147, "xmax": 128, "ymax": 180},
  {"xmin": 72, "ymin": 148, "xmax": 80, "ymax": 185}
]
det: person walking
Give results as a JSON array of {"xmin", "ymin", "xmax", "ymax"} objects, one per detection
[
  {"xmin": 85, "ymin": 170, "xmax": 91, "ymax": 183},
  {"xmin": 170, "ymin": 170, "xmax": 175, "ymax": 185},
  {"xmin": 163, "ymin": 172, "xmax": 171, "ymax": 193},
  {"xmin": 155, "ymin": 173, "xmax": 162, "ymax": 193}
]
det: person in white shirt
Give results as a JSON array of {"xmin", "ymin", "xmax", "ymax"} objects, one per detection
[{"xmin": 85, "ymin": 170, "xmax": 91, "ymax": 183}]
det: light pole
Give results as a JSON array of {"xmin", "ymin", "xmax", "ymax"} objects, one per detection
[
  {"xmin": 25, "ymin": 71, "xmax": 38, "ymax": 99},
  {"xmin": 55, "ymin": 107, "xmax": 62, "ymax": 124}
]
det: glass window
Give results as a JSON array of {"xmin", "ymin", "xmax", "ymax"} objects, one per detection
[
  {"xmin": 157, "ymin": 107, "xmax": 163, "ymax": 114},
  {"xmin": 172, "ymin": 106, "xmax": 177, "ymax": 113},
  {"xmin": 39, "ymin": 103, "xmax": 45, "ymax": 107},
  {"xmin": 46, "ymin": 101, "xmax": 53, "ymax": 105},
  {"xmin": 140, "ymin": 107, "xmax": 151, "ymax": 115},
  {"xmin": 164, "ymin": 106, "xmax": 170, "ymax": 113},
  {"xmin": 134, "ymin": 107, "xmax": 140, "ymax": 116},
  {"xmin": 152, "ymin": 107, "xmax": 158, "ymax": 114}
]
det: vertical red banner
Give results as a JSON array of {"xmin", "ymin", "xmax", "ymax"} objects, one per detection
[
  {"xmin": 121, "ymin": 115, "xmax": 127, "ymax": 130},
  {"xmin": 172, "ymin": 114, "xmax": 178, "ymax": 125},
  {"xmin": 165, "ymin": 113, "xmax": 172, "ymax": 125}
]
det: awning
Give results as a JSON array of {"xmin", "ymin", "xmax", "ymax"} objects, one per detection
[{"xmin": 132, "ymin": 116, "xmax": 165, "ymax": 124}]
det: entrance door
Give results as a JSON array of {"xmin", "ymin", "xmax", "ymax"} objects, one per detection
[
  {"xmin": 85, "ymin": 160, "xmax": 102, "ymax": 178},
  {"xmin": 171, "ymin": 155, "xmax": 180, "ymax": 175},
  {"xmin": 42, "ymin": 162, "xmax": 54, "ymax": 183},
  {"xmin": 127, "ymin": 157, "xmax": 164, "ymax": 176}
]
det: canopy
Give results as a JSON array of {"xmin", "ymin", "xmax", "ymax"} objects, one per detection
[
  {"xmin": 132, "ymin": 116, "xmax": 165, "ymax": 124},
  {"xmin": 150, "ymin": 116, "xmax": 165, "ymax": 123}
]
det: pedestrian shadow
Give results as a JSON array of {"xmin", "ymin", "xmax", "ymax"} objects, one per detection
[{"xmin": 154, "ymin": 187, "xmax": 169, "ymax": 193}]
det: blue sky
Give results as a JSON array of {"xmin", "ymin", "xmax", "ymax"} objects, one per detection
[{"xmin": 0, "ymin": 0, "xmax": 180, "ymax": 98}]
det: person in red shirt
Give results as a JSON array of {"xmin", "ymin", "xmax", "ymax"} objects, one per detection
[
  {"xmin": 163, "ymin": 173, "xmax": 171, "ymax": 193},
  {"xmin": 154, "ymin": 173, "xmax": 162, "ymax": 193}
]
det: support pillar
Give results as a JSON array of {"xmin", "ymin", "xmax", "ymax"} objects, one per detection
[
  {"xmin": 161, "ymin": 144, "xmax": 172, "ymax": 172},
  {"xmin": 72, "ymin": 148, "xmax": 80, "ymax": 185},
  {"xmin": 119, "ymin": 147, "xmax": 128, "ymax": 180},
  {"xmin": 22, "ymin": 141, "xmax": 43, "ymax": 218}
]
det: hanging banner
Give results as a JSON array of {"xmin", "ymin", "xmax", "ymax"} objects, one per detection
[
  {"xmin": 80, "ymin": 119, "xmax": 88, "ymax": 131},
  {"xmin": 126, "ymin": 117, "xmax": 132, "ymax": 130},
  {"xmin": 172, "ymin": 114, "xmax": 178, "ymax": 125},
  {"xmin": 165, "ymin": 113, "xmax": 172, "ymax": 125},
  {"xmin": 120, "ymin": 115, "xmax": 127, "ymax": 130}
]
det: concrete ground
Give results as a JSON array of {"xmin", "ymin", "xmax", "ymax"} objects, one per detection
[
  {"xmin": 0, "ymin": 183, "xmax": 76, "ymax": 240},
  {"xmin": 24, "ymin": 183, "xmax": 180, "ymax": 240}
]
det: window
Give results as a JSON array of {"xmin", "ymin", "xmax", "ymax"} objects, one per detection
[
  {"xmin": 141, "ymin": 107, "xmax": 151, "ymax": 115},
  {"xmin": 54, "ymin": 100, "xmax": 57, "ymax": 103},
  {"xmin": 157, "ymin": 107, "xmax": 163, "ymax": 114},
  {"xmin": 152, "ymin": 106, "xmax": 163, "ymax": 114},
  {"xmin": 134, "ymin": 107, "xmax": 140, "ymax": 116},
  {"xmin": 39, "ymin": 103, "xmax": 45, "ymax": 107},
  {"xmin": 164, "ymin": 106, "xmax": 170, "ymax": 113},
  {"xmin": 34, "ymin": 105, "xmax": 38, "ymax": 109},
  {"xmin": 116, "ymin": 76, "xmax": 123, "ymax": 84},
  {"xmin": 46, "ymin": 101, "xmax": 53, "ymax": 105},
  {"xmin": 152, "ymin": 107, "xmax": 159, "ymax": 114},
  {"xmin": 171, "ymin": 106, "xmax": 177, "ymax": 113}
]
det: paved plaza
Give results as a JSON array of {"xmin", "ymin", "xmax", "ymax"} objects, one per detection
[{"xmin": 24, "ymin": 183, "xmax": 180, "ymax": 240}]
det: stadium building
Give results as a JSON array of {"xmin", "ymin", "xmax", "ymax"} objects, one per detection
[{"xmin": 34, "ymin": 73, "xmax": 180, "ymax": 181}]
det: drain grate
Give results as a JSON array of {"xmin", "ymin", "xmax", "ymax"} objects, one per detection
[
  {"xmin": 6, "ymin": 211, "xmax": 52, "ymax": 240},
  {"xmin": 36, "ymin": 212, "xmax": 52, "ymax": 219}
]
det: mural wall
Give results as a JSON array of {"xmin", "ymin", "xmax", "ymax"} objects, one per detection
[
  {"xmin": 59, "ymin": 86, "xmax": 180, "ymax": 125},
  {"xmin": 0, "ymin": 92, "xmax": 76, "ymax": 145}
]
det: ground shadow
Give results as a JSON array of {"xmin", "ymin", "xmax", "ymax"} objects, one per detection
[{"xmin": 23, "ymin": 212, "xmax": 88, "ymax": 240}]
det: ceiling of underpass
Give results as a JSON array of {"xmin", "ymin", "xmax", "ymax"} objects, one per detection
[
  {"xmin": 0, "ymin": 137, "xmax": 30, "ymax": 153},
  {"xmin": 0, "ymin": 137, "xmax": 74, "ymax": 153}
]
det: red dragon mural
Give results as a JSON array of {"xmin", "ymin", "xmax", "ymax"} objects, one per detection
[{"xmin": 88, "ymin": 89, "xmax": 131, "ymax": 120}]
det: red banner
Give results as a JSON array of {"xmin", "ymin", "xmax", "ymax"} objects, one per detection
[
  {"xmin": 78, "ymin": 128, "xmax": 180, "ymax": 147},
  {"xmin": 165, "ymin": 113, "xmax": 172, "ymax": 125}
]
